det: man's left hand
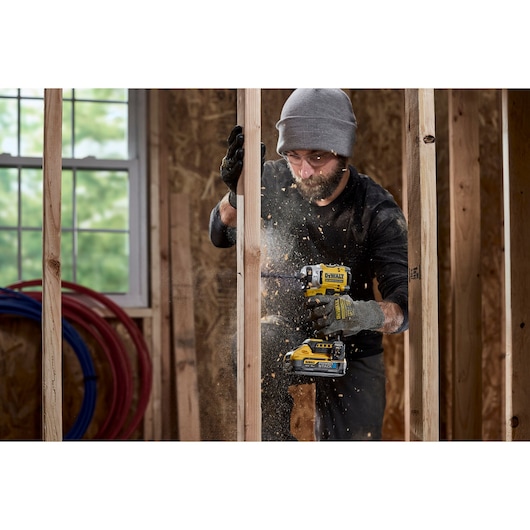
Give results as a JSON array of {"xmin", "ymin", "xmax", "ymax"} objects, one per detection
[{"xmin": 306, "ymin": 295, "xmax": 385, "ymax": 338}]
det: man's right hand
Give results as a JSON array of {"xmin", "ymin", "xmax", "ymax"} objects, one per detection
[{"xmin": 220, "ymin": 125, "xmax": 244, "ymax": 208}]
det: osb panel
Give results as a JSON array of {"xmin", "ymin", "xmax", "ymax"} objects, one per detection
[
  {"xmin": 0, "ymin": 317, "xmax": 49, "ymax": 439},
  {"xmin": 167, "ymin": 89, "xmax": 406, "ymax": 440},
  {"xmin": 0, "ymin": 316, "xmax": 110, "ymax": 440},
  {"xmin": 0, "ymin": 313, "xmax": 147, "ymax": 440}
]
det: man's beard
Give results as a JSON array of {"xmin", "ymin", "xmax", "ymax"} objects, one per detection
[{"xmin": 291, "ymin": 158, "xmax": 348, "ymax": 203}]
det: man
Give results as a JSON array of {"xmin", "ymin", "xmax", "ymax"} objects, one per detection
[{"xmin": 209, "ymin": 89, "xmax": 408, "ymax": 441}]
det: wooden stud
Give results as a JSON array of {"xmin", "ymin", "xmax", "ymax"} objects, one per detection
[
  {"xmin": 404, "ymin": 89, "xmax": 440, "ymax": 441},
  {"xmin": 171, "ymin": 193, "xmax": 201, "ymax": 440},
  {"xmin": 145, "ymin": 89, "xmax": 165, "ymax": 440},
  {"xmin": 42, "ymin": 89, "xmax": 63, "ymax": 441},
  {"xmin": 157, "ymin": 90, "xmax": 172, "ymax": 440},
  {"xmin": 401, "ymin": 91, "xmax": 411, "ymax": 441},
  {"xmin": 448, "ymin": 89, "xmax": 482, "ymax": 439},
  {"xmin": 236, "ymin": 89, "xmax": 262, "ymax": 441},
  {"xmin": 236, "ymin": 91, "xmax": 246, "ymax": 442},
  {"xmin": 503, "ymin": 89, "xmax": 530, "ymax": 441}
]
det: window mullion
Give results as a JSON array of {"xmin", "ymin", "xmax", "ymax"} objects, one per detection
[
  {"xmin": 0, "ymin": 156, "xmax": 135, "ymax": 172},
  {"xmin": 17, "ymin": 89, "xmax": 21, "ymax": 157},
  {"xmin": 72, "ymin": 168, "xmax": 77, "ymax": 284},
  {"xmin": 17, "ymin": 166, "xmax": 22, "ymax": 280},
  {"xmin": 71, "ymin": 90, "xmax": 76, "ymax": 159},
  {"xmin": 61, "ymin": 158, "xmax": 136, "ymax": 171}
]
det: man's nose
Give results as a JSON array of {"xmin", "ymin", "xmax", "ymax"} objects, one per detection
[{"xmin": 299, "ymin": 159, "xmax": 314, "ymax": 179}]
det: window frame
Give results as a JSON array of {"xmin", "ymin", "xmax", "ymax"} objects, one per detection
[{"xmin": 0, "ymin": 88, "xmax": 149, "ymax": 308}]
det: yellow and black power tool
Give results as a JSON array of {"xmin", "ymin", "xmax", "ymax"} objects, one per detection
[{"xmin": 282, "ymin": 264, "xmax": 351, "ymax": 377}]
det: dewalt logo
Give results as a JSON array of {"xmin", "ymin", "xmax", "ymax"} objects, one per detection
[{"xmin": 324, "ymin": 272, "xmax": 345, "ymax": 283}]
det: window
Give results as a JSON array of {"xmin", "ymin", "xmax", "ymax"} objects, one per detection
[{"xmin": 0, "ymin": 89, "xmax": 148, "ymax": 307}]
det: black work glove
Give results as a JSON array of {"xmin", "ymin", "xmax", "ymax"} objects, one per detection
[
  {"xmin": 306, "ymin": 295, "xmax": 385, "ymax": 338},
  {"xmin": 219, "ymin": 125, "xmax": 266, "ymax": 208},
  {"xmin": 220, "ymin": 125, "xmax": 244, "ymax": 208}
]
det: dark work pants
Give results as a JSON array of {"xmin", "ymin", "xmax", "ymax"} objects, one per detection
[{"xmin": 314, "ymin": 353, "xmax": 386, "ymax": 441}]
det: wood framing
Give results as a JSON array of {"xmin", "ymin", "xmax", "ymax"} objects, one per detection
[
  {"xmin": 171, "ymin": 194, "xmax": 201, "ymax": 440},
  {"xmin": 448, "ymin": 90, "xmax": 482, "ymax": 439},
  {"xmin": 401, "ymin": 93, "xmax": 410, "ymax": 440},
  {"xmin": 42, "ymin": 89, "xmax": 63, "ymax": 441},
  {"xmin": 157, "ymin": 90, "xmax": 172, "ymax": 440},
  {"xmin": 404, "ymin": 89, "xmax": 440, "ymax": 441},
  {"xmin": 503, "ymin": 89, "xmax": 530, "ymax": 441},
  {"xmin": 145, "ymin": 89, "xmax": 167, "ymax": 440},
  {"xmin": 236, "ymin": 89, "xmax": 262, "ymax": 441}
]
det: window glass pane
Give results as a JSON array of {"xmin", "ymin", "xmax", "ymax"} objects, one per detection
[
  {"xmin": 20, "ymin": 89, "xmax": 44, "ymax": 98},
  {"xmin": 20, "ymin": 168, "xmax": 43, "ymax": 227},
  {"xmin": 61, "ymin": 170, "xmax": 73, "ymax": 229},
  {"xmin": 62, "ymin": 100, "xmax": 73, "ymax": 158},
  {"xmin": 77, "ymin": 170, "xmax": 128, "ymax": 230},
  {"xmin": 77, "ymin": 231, "xmax": 128, "ymax": 292},
  {"xmin": 0, "ymin": 89, "xmax": 18, "ymax": 97},
  {"xmin": 20, "ymin": 98, "xmax": 44, "ymax": 157},
  {"xmin": 0, "ymin": 167, "xmax": 19, "ymax": 227},
  {"xmin": 21, "ymin": 230, "xmax": 42, "ymax": 280},
  {"xmin": 0, "ymin": 98, "xmax": 18, "ymax": 156},
  {"xmin": 0, "ymin": 230, "xmax": 18, "ymax": 285},
  {"xmin": 74, "ymin": 89, "xmax": 127, "ymax": 102},
  {"xmin": 61, "ymin": 230, "xmax": 74, "ymax": 283},
  {"xmin": 74, "ymin": 101, "xmax": 128, "ymax": 159}
]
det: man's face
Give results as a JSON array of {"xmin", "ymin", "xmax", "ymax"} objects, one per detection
[{"xmin": 285, "ymin": 150, "xmax": 348, "ymax": 203}]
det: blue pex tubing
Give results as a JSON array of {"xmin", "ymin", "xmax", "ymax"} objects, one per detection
[
  {"xmin": 1, "ymin": 281, "xmax": 152, "ymax": 440},
  {"xmin": 0, "ymin": 287, "xmax": 97, "ymax": 440}
]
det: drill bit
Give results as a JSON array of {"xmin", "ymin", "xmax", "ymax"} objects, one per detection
[{"xmin": 260, "ymin": 272, "xmax": 300, "ymax": 280}]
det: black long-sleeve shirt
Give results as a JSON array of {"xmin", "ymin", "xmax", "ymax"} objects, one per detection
[{"xmin": 209, "ymin": 159, "xmax": 408, "ymax": 359}]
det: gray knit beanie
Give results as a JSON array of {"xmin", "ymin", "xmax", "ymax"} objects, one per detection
[{"xmin": 276, "ymin": 89, "xmax": 357, "ymax": 157}]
